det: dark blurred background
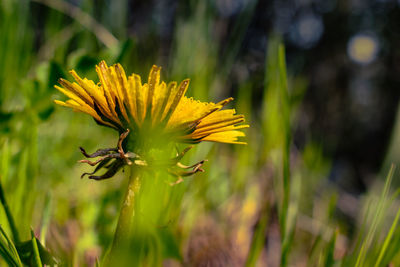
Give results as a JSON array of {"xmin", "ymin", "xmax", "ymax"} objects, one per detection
[{"xmin": 87, "ymin": 0, "xmax": 400, "ymax": 193}]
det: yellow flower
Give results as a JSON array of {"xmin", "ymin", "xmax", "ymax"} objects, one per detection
[{"xmin": 55, "ymin": 61, "xmax": 248, "ymax": 147}]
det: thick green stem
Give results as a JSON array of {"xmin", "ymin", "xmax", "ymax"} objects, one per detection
[{"xmin": 107, "ymin": 168, "xmax": 141, "ymax": 264}]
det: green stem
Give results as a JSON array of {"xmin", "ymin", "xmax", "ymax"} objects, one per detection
[
  {"xmin": 106, "ymin": 168, "xmax": 141, "ymax": 264},
  {"xmin": 0, "ymin": 179, "xmax": 20, "ymax": 244}
]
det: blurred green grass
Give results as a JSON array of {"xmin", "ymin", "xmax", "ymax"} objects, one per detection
[{"xmin": 0, "ymin": 0, "xmax": 399, "ymax": 266}]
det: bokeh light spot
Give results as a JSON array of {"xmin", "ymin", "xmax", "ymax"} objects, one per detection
[
  {"xmin": 347, "ymin": 33, "xmax": 379, "ymax": 64},
  {"xmin": 289, "ymin": 13, "xmax": 324, "ymax": 49}
]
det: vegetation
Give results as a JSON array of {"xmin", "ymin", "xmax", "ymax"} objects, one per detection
[{"xmin": 0, "ymin": 0, "xmax": 399, "ymax": 266}]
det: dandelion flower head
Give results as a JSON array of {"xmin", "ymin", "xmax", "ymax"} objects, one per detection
[{"xmin": 55, "ymin": 61, "xmax": 248, "ymax": 152}]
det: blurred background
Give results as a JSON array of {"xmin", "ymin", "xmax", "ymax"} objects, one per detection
[{"xmin": 1, "ymin": 0, "xmax": 400, "ymax": 266}]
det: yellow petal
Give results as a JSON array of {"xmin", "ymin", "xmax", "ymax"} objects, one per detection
[
  {"xmin": 161, "ymin": 79, "xmax": 190, "ymax": 124},
  {"xmin": 58, "ymin": 79, "xmax": 93, "ymax": 106},
  {"xmin": 196, "ymin": 109, "xmax": 239, "ymax": 128},
  {"xmin": 151, "ymin": 81, "xmax": 167, "ymax": 123},
  {"xmin": 167, "ymin": 96, "xmax": 219, "ymax": 128},
  {"xmin": 138, "ymin": 82, "xmax": 147, "ymax": 123},
  {"xmin": 109, "ymin": 64, "xmax": 130, "ymax": 122},
  {"xmin": 54, "ymin": 99, "xmax": 116, "ymax": 129},
  {"xmin": 54, "ymin": 85, "xmax": 89, "ymax": 108},
  {"xmin": 191, "ymin": 124, "xmax": 249, "ymax": 138},
  {"xmin": 216, "ymin": 97, "xmax": 234, "ymax": 107},
  {"xmin": 127, "ymin": 74, "xmax": 139, "ymax": 125},
  {"xmin": 155, "ymin": 81, "xmax": 176, "ymax": 123},
  {"xmin": 194, "ymin": 116, "xmax": 245, "ymax": 134},
  {"xmin": 201, "ymin": 130, "xmax": 247, "ymax": 144},
  {"xmin": 96, "ymin": 61, "xmax": 121, "ymax": 125},
  {"xmin": 147, "ymin": 65, "xmax": 161, "ymax": 119},
  {"xmin": 69, "ymin": 70, "xmax": 111, "ymax": 116}
]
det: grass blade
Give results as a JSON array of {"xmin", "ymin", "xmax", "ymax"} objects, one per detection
[
  {"xmin": 374, "ymin": 195, "xmax": 400, "ymax": 266},
  {"xmin": 0, "ymin": 178, "xmax": 20, "ymax": 243},
  {"xmin": 30, "ymin": 230, "xmax": 42, "ymax": 267},
  {"xmin": 325, "ymin": 230, "xmax": 337, "ymax": 267},
  {"xmin": 355, "ymin": 164, "xmax": 396, "ymax": 267},
  {"xmin": 0, "ymin": 226, "xmax": 23, "ymax": 267}
]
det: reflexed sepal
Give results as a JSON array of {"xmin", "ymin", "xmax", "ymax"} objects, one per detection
[
  {"xmin": 78, "ymin": 129, "xmax": 206, "ymax": 183},
  {"xmin": 167, "ymin": 159, "xmax": 207, "ymax": 186},
  {"xmin": 79, "ymin": 129, "xmax": 138, "ymax": 180}
]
